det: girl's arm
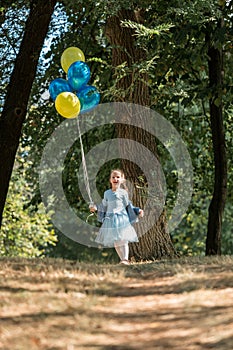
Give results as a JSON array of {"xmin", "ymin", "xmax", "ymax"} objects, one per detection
[
  {"xmin": 122, "ymin": 190, "xmax": 144, "ymax": 218},
  {"xmin": 130, "ymin": 204, "xmax": 144, "ymax": 218},
  {"xmin": 89, "ymin": 192, "xmax": 108, "ymax": 223},
  {"xmin": 89, "ymin": 191, "xmax": 108, "ymax": 213}
]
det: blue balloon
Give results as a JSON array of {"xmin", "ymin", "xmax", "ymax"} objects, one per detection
[
  {"xmin": 67, "ymin": 61, "xmax": 91, "ymax": 91},
  {"xmin": 49, "ymin": 78, "xmax": 73, "ymax": 101},
  {"xmin": 77, "ymin": 85, "xmax": 100, "ymax": 113}
]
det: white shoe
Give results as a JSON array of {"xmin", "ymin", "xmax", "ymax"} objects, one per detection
[{"xmin": 119, "ymin": 260, "xmax": 130, "ymax": 265}]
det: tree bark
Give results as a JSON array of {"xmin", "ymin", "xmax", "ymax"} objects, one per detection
[
  {"xmin": 106, "ymin": 9, "xmax": 177, "ymax": 261},
  {"xmin": 0, "ymin": 0, "xmax": 57, "ymax": 226},
  {"xmin": 206, "ymin": 16, "xmax": 227, "ymax": 255}
]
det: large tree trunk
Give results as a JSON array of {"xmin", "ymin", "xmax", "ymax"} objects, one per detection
[
  {"xmin": 106, "ymin": 9, "xmax": 177, "ymax": 261},
  {"xmin": 206, "ymin": 16, "xmax": 227, "ymax": 255},
  {"xmin": 0, "ymin": 0, "xmax": 57, "ymax": 226}
]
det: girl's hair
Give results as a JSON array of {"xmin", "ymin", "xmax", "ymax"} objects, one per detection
[{"xmin": 110, "ymin": 169, "xmax": 128, "ymax": 191}]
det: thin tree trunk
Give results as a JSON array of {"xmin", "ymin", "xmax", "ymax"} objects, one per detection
[
  {"xmin": 0, "ymin": 0, "xmax": 57, "ymax": 226},
  {"xmin": 106, "ymin": 9, "xmax": 177, "ymax": 261},
  {"xmin": 206, "ymin": 16, "xmax": 227, "ymax": 255}
]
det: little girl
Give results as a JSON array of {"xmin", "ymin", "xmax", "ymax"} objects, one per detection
[{"xmin": 90, "ymin": 169, "xmax": 143, "ymax": 265}]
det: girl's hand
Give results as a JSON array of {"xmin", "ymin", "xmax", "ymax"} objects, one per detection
[
  {"xmin": 139, "ymin": 209, "xmax": 144, "ymax": 218},
  {"xmin": 89, "ymin": 204, "xmax": 97, "ymax": 213}
]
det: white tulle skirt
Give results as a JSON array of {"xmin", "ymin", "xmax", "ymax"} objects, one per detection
[{"xmin": 95, "ymin": 209, "xmax": 138, "ymax": 247}]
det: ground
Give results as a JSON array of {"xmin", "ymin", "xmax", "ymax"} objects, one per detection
[{"xmin": 0, "ymin": 256, "xmax": 233, "ymax": 350}]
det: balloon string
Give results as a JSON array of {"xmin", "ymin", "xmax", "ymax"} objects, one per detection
[{"xmin": 76, "ymin": 117, "xmax": 93, "ymax": 205}]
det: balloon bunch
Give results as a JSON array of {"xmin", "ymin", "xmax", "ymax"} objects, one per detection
[{"xmin": 49, "ymin": 47, "xmax": 100, "ymax": 118}]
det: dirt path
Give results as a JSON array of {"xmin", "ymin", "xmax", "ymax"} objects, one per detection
[{"xmin": 0, "ymin": 256, "xmax": 233, "ymax": 350}]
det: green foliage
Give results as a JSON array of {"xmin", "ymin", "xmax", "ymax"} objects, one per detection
[
  {"xmin": 0, "ymin": 2, "xmax": 30, "ymax": 110},
  {"xmin": 0, "ymin": 153, "xmax": 57, "ymax": 257},
  {"xmin": 122, "ymin": 20, "xmax": 174, "ymax": 39},
  {"xmin": 222, "ymin": 203, "xmax": 233, "ymax": 255},
  {"xmin": 49, "ymin": 232, "xmax": 119, "ymax": 263}
]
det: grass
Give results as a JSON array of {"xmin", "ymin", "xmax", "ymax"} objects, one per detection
[{"xmin": 0, "ymin": 255, "xmax": 233, "ymax": 350}]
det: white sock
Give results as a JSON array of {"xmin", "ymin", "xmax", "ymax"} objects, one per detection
[{"xmin": 114, "ymin": 240, "xmax": 129, "ymax": 261}]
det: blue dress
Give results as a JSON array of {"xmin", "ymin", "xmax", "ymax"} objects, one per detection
[{"xmin": 95, "ymin": 188, "xmax": 139, "ymax": 247}]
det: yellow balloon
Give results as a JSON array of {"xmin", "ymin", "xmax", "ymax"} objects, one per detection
[
  {"xmin": 55, "ymin": 92, "xmax": 81, "ymax": 118},
  {"xmin": 61, "ymin": 47, "xmax": 85, "ymax": 73}
]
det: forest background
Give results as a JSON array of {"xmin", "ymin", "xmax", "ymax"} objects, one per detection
[{"xmin": 0, "ymin": 0, "xmax": 233, "ymax": 262}]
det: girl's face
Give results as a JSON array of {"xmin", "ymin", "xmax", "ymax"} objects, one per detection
[{"xmin": 110, "ymin": 171, "xmax": 123, "ymax": 190}]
